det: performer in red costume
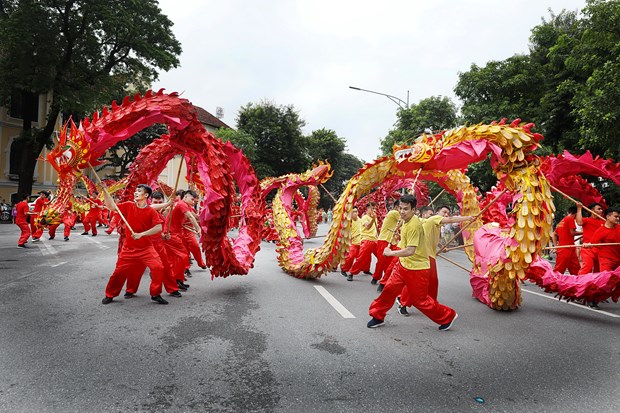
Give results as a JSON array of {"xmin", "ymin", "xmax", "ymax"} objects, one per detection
[
  {"xmin": 165, "ymin": 190, "xmax": 201, "ymax": 291},
  {"xmin": 576, "ymin": 202, "xmax": 605, "ymax": 274},
  {"xmin": 588, "ymin": 207, "xmax": 620, "ymax": 271},
  {"xmin": 349, "ymin": 202, "xmax": 378, "ymax": 276},
  {"xmin": 340, "ymin": 207, "xmax": 362, "ymax": 281},
  {"xmin": 367, "ymin": 195, "xmax": 457, "ymax": 330},
  {"xmin": 372, "ymin": 205, "xmax": 400, "ymax": 289},
  {"xmin": 15, "ymin": 193, "xmax": 31, "ymax": 248},
  {"xmin": 101, "ymin": 184, "xmax": 169, "ymax": 305},
  {"xmin": 30, "ymin": 191, "xmax": 50, "ymax": 241},
  {"xmin": 82, "ymin": 191, "xmax": 103, "ymax": 236},
  {"xmin": 552, "ymin": 206, "xmax": 581, "ymax": 275}
]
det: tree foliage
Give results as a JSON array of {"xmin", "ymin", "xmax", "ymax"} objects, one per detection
[
  {"xmin": 380, "ymin": 96, "xmax": 458, "ymax": 155},
  {"xmin": 214, "ymin": 127, "xmax": 258, "ymax": 165},
  {"xmin": 0, "ymin": 0, "xmax": 181, "ymax": 195}
]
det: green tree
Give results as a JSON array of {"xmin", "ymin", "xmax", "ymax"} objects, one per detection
[
  {"xmin": 236, "ymin": 100, "xmax": 307, "ymax": 179},
  {"xmin": 380, "ymin": 96, "xmax": 458, "ymax": 155},
  {"xmin": 0, "ymin": 0, "xmax": 181, "ymax": 195},
  {"xmin": 214, "ymin": 128, "xmax": 258, "ymax": 165}
]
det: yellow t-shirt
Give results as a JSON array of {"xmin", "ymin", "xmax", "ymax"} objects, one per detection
[
  {"xmin": 359, "ymin": 214, "xmax": 377, "ymax": 241},
  {"xmin": 398, "ymin": 216, "xmax": 430, "ymax": 270},
  {"xmin": 350, "ymin": 219, "xmax": 362, "ymax": 245},
  {"xmin": 422, "ymin": 215, "xmax": 443, "ymax": 259},
  {"xmin": 378, "ymin": 210, "xmax": 400, "ymax": 242}
]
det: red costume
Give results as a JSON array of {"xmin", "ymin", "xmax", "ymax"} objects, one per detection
[
  {"xmin": 164, "ymin": 201, "xmax": 193, "ymax": 283},
  {"xmin": 104, "ymin": 202, "xmax": 166, "ymax": 298},
  {"xmin": 554, "ymin": 215, "xmax": 580, "ymax": 275},
  {"xmin": 15, "ymin": 201, "xmax": 30, "ymax": 245},
  {"xmin": 31, "ymin": 197, "xmax": 48, "ymax": 239},
  {"xmin": 589, "ymin": 225, "xmax": 620, "ymax": 271},
  {"xmin": 578, "ymin": 216, "xmax": 604, "ymax": 274},
  {"xmin": 84, "ymin": 198, "xmax": 103, "ymax": 235}
]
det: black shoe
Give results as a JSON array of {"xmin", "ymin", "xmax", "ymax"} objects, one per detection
[
  {"xmin": 17, "ymin": 244, "xmax": 28, "ymax": 248},
  {"xmin": 396, "ymin": 296, "xmax": 402, "ymax": 307},
  {"xmin": 64, "ymin": 236, "xmax": 69, "ymax": 241},
  {"xmin": 363, "ymin": 271, "xmax": 372, "ymax": 275},
  {"xmin": 169, "ymin": 291, "xmax": 182, "ymax": 297},
  {"xmin": 347, "ymin": 274, "xmax": 353, "ymax": 281},
  {"xmin": 370, "ymin": 278, "xmax": 378, "ymax": 286},
  {"xmin": 184, "ymin": 269, "xmax": 192, "ymax": 276},
  {"xmin": 589, "ymin": 301, "xmax": 600, "ymax": 309},
  {"xmin": 151, "ymin": 295, "xmax": 169, "ymax": 305},
  {"xmin": 438, "ymin": 313, "xmax": 458, "ymax": 331},
  {"xmin": 341, "ymin": 270, "xmax": 348, "ymax": 277},
  {"xmin": 200, "ymin": 266, "xmax": 207, "ymax": 270},
  {"xmin": 176, "ymin": 280, "xmax": 188, "ymax": 291},
  {"xmin": 101, "ymin": 297, "xmax": 113, "ymax": 305},
  {"xmin": 92, "ymin": 234, "xmax": 97, "ymax": 237},
  {"xmin": 367, "ymin": 317, "xmax": 385, "ymax": 328},
  {"xmin": 97, "ymin": 224, "xmax": 102, "ymax": 227},
  {"xmin": 398, "ymin": 306, "xmax": 409, "ymax": 317},
  {"xmin": 81, "ymin": 232, "xmax": 88, "ymax": 235},
  {"xmin": 377, "ymin": 284, "xmax": 384, "ymax": 292},
  {"xmin": 48, "ymin": 236, "xmax": 55, "ymax": 240},
  {"xmin": 71, "ymin": 227, "xmax": 76, "ymax": 230},
  {"xmin": 124, "ymin": 292, "xmax": 136, "ymax": 299},
  {"xmin": 32, "ymin": 238, "xmax": 40, "ymax": 242}
]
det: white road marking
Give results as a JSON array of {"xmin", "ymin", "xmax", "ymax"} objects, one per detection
[
  {"xmin": 314, "ymin": 286, "xmax": 356, "ymax": 319},
  {"xmin": 83, "ymin": 236, "xmax": 110, "ymax": 249},
  {"xmin": 522, "ymin": 288, "xmax": 619, "ymax": 318},
  {"xmin": 51, "ymin": 261, "xmax": 67, "ymax": 268},
  {"xmin": 37, "ymin": 239, "xmax": 57, "ymax": 256}
]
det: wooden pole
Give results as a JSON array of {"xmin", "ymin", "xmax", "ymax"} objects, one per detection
[
  {"xmin": 436, "ymin": 253, "xmax": 471, "ymax": 273},
  {"xmin": 320, "ymin": 183, "xmax": 338, "ymax": 204},
  {"xmin": 410, "ymin": 168, "xmax": 423, "ymax": 193},
  {"xmin": 549, "ymin": 183, "xmax": 605, "ymax": 221},
  {"xmin": 544, "ymin": 242, "xmax": 620, "ymax": 250},
  {"xmin": 438, "ymin": 187, "xmax": 509, "ymax": 254},
  {"xmin": 442, "ymin": 243, "xmax": 474, "ymax": 252},
  {"xmin": 429, "ymin": 189, "xmax": 446, "ymax": 207},
  {"xmin": 88, "ymin": 163, "xmax": 135, "ymax": 235}
]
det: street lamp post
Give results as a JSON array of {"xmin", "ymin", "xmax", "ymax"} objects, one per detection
[{"xmin": 349, "ymin": 86, "xmax": 409, "ymax": 109}]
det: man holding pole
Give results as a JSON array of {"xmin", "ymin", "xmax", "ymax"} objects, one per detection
[
  {"xmin": 101, "ymin": 184, "xmax": 169, "ymax": 305},
  {"xmin": 552, "ymin": 206, "xmax": 581, "ymax": 275},
  {"xmin": 576, "ymin": 202, "xmax": 604, "ymax": 274}
]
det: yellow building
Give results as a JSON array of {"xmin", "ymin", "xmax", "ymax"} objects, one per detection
[{"xmin": 0, "ymin": 94, "xmax": 231, "ymax": 205}]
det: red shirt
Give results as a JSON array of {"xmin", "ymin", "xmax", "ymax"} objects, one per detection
[
  {"xmin": 581, "ymin": 217, "xmax": 604, "ymax": 243},
  {"xmin": 116, "ymin": 202, "xmax": 163, "ymax": 250},
  {"xmin": 87, "ymin": 198, "xmax": 103, "ymax": 217},
  {"xmin": 555, "ymin": 215, "xmax": 576, "ymax": 246},
  {"xmin": 33, "ymin": 197, "xmax": 47, "ymax": 213},
  {"xmin": 590, "ymin": 225, "xmax": 620, "ymax": 263},
  {"xmin": 15, "ymin": 201, "xmax": 29, "ymax": 224},
  {"xmin": 170, "ymin": 201, "xmax": 192, "ymax": 233}
]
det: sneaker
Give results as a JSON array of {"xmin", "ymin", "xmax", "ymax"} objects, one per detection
[
  {"xmin": 200, "ymin": 265, "xmax": 207, "ymax": 270},
  {"xmin": 347, "ymin": 274, "xmax": 353, "ymax": 281},
  {"xmin": 363, "ymin": 271, "xmax": 372, "ymax": 275},
  {"xmin": 151, "ymin": 295, "xmax": 169, "ymax": 305},
  {"xmin": 101, "ymin": 297, "xmax": 113, "ymax": 305},
  {"xmin": 17, "ymin": 244, "xmax": 28, "ymax": 248},
  {"xmin": 169, "ymin": 291, "xmax": 182, "ymax": 297},
  {"xmin": 341, "ymin": 270, "xmax": 348, "ymax": 277},
  {"xmin": 589, "ymin": 301, "xmax": 600, "ymax": 309},
  {"xmin": 184, "ymin": 269, "xmax": 192, "ymax": 277},
  {"xmin": 396, "ymin": 296, "xmax": 402, "ymax": 307},
  {"xmin": 176, "ymin": 280, "xmax": 188, "ymax": 291},
  {"xmin": 91, "ymin": 234, "xmax": 97, "ymax": 237},
  {"xmin": 97, "ymin": 224, "xmax": 102, "ymax": 227},
  {"xmin": 370, "ymin": 278, "xmax": 378, "ymax": 286},
  {"xmin": 81, "ymin": 232, "xmax": 88, "ymax": 235},
  {"xmin": 367, "ymin": 317, "xmax": 385, "ymax": 328},
  {"xmin": 124, "ymin": 292, "xmax": 136, "ymax": 299},
  {"xmin": 377, "ymin": 284, "xmax": 384, "ymax": 292},
  {"xmin": 398, "ymin": 306, "xmax": 409, "ymax": 317},
  {"xmin": 64, "ymin": 236, "xmax": 69, "ymax": 241},
  {"xmin": 32, "ymin": 238, "xmax": 40, "ymax": 242},
  {"xmin": 48, "ymin": 236, "xmax": 55, "ymax": 240},
  {"xmin": 438, "ymin": 313, "xmax": 458, "ymax": 331}
]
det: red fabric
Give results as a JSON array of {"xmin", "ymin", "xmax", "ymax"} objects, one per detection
[
  {"xmin": 164, "ymin": 233, "xmax": 190, "ymax": 282},
  {"xmin": 373, "ymin": 240, "xmax": 393, "ymax": 281},
  {"xmin": 170, "ymin": 201, "xmax": 192, "ymax": 233},
  {"xmin": 17, "ymin": 221, "xmax": 30, "ymax": 245},
  {"xmin": 379, "ymin": 252, "xmax": 399, "ymax": 285},
  {"xmin": 350, "ymin": 239, "xmax": 378, "ymax": 275},
  {"xmin": 556, "ymin": 215, "xmax": 576, "ymax": 246},
  {"xmin": 578, "ymin": 248, "xmax": 599, "ymax": 275},
  {"xmin": 87, "ymin": 198, "xmax": 103, "ymax": 218},
  {"xmin": 104, "ymin": 247, "xmax": 165, "ymax": 298},
  {"xmin": 369, "ymin": 262, "xmax": 455, "ymax": 325},
  {"xmin": 581, "ymin": 217, "xmax": 604, "ymax": 243},
  {"xmin": 15, "ymin": 201, "xmax": 29, "ymax": 224},
  {"xmin": 401, "ymin": 257, "xmax": 439, "ymax": 304},
  {"xmin": 126, "ymin": 235, "xmax": 179, "ymax": 294},
  {"xmin": 341, "ymin": 244, "xmax": 360, "ymax": 273},
  {"xmin": 116, "ymin": 202, "xmax": 163, "ymax": 249},
  {"xmin": 554, "ymin": 249, "xmax": 580, "ymax": 275},
  {"xmin": 590, "ymin": 225, "xmax": 620, "ymax": 271},
  {"xmin": 30, "ymin": 197, "xmax": 47, "ymax": 236},
  {"xmin": 182, "ymin": 229, "xmax": 206, "ymax": 268}
]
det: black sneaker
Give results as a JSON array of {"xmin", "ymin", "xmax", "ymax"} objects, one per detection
[
  {"xmin": 438, "ymin": 313, "xmax": 458, "ymax": 331},
  {"xmin": 124, "ymin": 292, "xmax": 136, "ymax": 299},
  {"xmin": 101, "ymin": 297, "xmax": 113, "ymax": 305},
  {"xmin": 169, "ymin": 291, "xmax": 182, "ymax": 297},
  {"xmin": 370, "ymin": 278, "xmax": 378, "ymax": 286},
  {"xmin": 200, "ymin": 266, "xmax": 207, "ymax": 270},
  {"xmin": 396, "ymin": 296, "xmax": 402, "ymax": 307},
  {"xmin": 64, "ymin": 236, "xmax": 69, "ymax": 241},
  {"xmin": 92, "ymin": 234, "xmax": 97, "ymax": 237},
  {"xmin": 176, "ymin": 280, "xmax": 188, "ymax": 291},
  {"xmin": 347, "ymin": 274, "xmax": 353, "ymax": 281},
  {"xmin": 367, "ymin": 317, "xmax": 385, "ymax": 328},
  {"xmin": 341, "ymin": 270, "xmax": 348, "ymax": 277},
  {"xmin": 48, "ymin": 236, "xmax": 55, "ymax": 240},
  {"xmin": 81, "ymin": 232, "xmax": 88, "ymax": 235},
  {"xmin": 184, "ymin": 269, "xmax": 192, "ymax": 277},
  {"xmin": 589, "ymin": 302, "xmax": 600, "ymax": 309},
  {"xmin": 151, "ymin": 295, "xmax": 169, "ymax": 305},
  {"xmin": 398, "ymin": 306, "xmax": 409, "ymax": 317},
  {"xmin": 17, "ymin": 244, "xmax": 28, "ymax": 248},
  {"xmin": 32, "ymin": 238, "xmax": 40, "ymax": 242},
  {"xmin": 377, "ymin": 284, "xmax": 384, "ymax": 292},
  {"xmin": 363, "ymin": 271, "xmax": 372, "ymax": 275}
]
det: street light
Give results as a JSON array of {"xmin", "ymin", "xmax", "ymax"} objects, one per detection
[{"xmin": 349, "ymin": 86, "xmax": 409, "ymax": 109}]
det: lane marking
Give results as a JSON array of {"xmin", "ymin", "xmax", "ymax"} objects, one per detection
[
  {"xmin": 522, "ymin": 288, "xmax": 619, "ymax": 318},
  {"xmin": 83, "ymin": 236, "xmax": 110, "ymax": 249},
  {"xmin": 314, "ymin": 286, "xmax": 355, "ymax": 319},
  {"xmin": 51, "ymin": 261, "xmax": 67, "ymax": 268},
  {"xmin": 38, "ymin": 239, "xmax": 58, "ymax": 256}
]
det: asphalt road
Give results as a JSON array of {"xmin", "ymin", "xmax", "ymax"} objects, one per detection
[{"xmin": 0, "ymin": 222, "xmax": 618, "ymax": 413}]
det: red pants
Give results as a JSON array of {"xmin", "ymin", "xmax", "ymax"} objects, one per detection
[
  {"xmin": 84, "ymin": 214, "xmax": 99, "ymax": 235},
  {"xmin": 17, "ymin": 221, "xmax": 30, "ymax": 245},
  {"xmin": 104, "ymin": 246, "xmax": 165, "ymax": 298},
  {"xmin": 341, "ymin": 244, "xmax": 360, "ymax": 273},
  {"xmin": 369, "ymin": 262, "xmax": 455, "ymax": 325},
  {"xmin": 598, "ymin": 256, "xmax": 620, "ymax": 272},
  {"xmin": 401, "ymin": 257, "xmax": 438, "ymax": 305},
  {"xmin": 126, "ymin": 241, "xmax": 179, "ymax": 294},
  {"xmin": 373, "ymin": 240, "xmax": 398, "ymax": 281},
  {"xmin": 164, "ymin": 234, "xmax": 190, "ymax": 282},
  {"xmin": 578, "ymin": 248, "xmax": 599, "ymax": 274},
  {"xmin": 182, "ymin": 230, "xmax": 206, "ymax": 268},
  {"xmin": 350, "ymin": 239, "xmax": 377, "ymax": 275},
  {"xmin": 554, "ymin": 249, "xmax": 580, "ymax": 275}
]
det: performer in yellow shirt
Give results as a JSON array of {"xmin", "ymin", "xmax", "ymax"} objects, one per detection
[
  {"xmin": 368, "ymin": 195, "xmax": 458, "ymax": 330},
  {"xmin": 340, "ymin": 208, "xmax": 362, "ymax": 281},
  {"xmin": 349, "ymin": 202, "xmax": 378, "ymax": 277}
]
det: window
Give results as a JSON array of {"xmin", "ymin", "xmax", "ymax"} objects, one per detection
[{"xmin": 9, "ymin": 90, "xmax": 39, "ymax": 122}]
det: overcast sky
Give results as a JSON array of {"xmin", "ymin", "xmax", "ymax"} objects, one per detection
[{"xmin": 153, "ymin": 0, "xmax": 586, "ymax": 163}]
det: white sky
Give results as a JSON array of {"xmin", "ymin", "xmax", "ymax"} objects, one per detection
[{"xmin": 153, "ymin": 0, "xmax": 586, "ymax": 163}]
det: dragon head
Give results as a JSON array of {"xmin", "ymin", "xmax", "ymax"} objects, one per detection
[
  {"xmin": 393, "ymin": 132, "xmax": 442, "ymax": 172},
  {"xmin": 47, "ymin": 119, "xmax": 103, "ymax": 176},
  {"xmin": 309, "ymin": 160, "xmax": 333, "ymax": 183}
]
